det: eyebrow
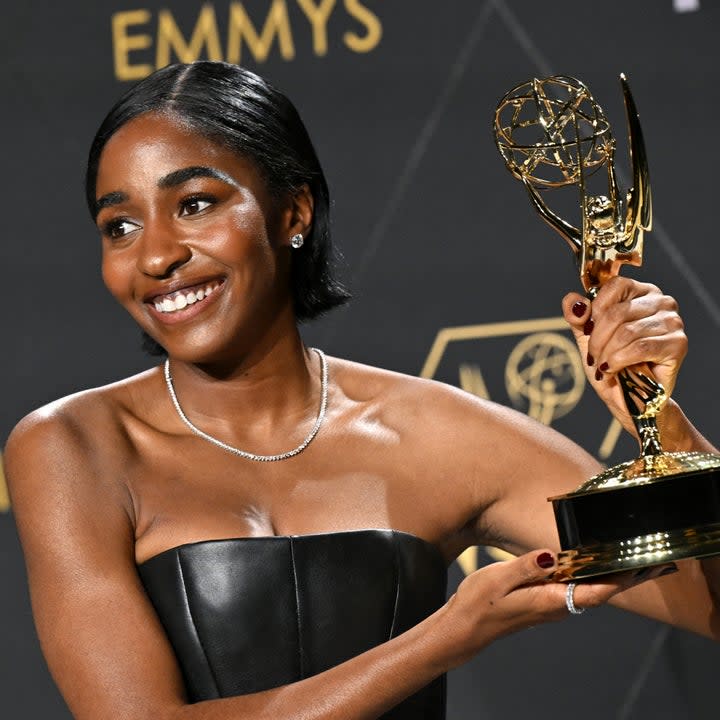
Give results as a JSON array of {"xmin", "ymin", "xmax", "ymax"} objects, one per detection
[
  {"xmin": 93, "ymin": 166, "xmax": 240, "ymax": 219},
  {"xmin": 157, "ymin": 166, "xmax": 241, "ymax": 190},
  {"xmin": 93, "ymin": 191, "xmax": 129, "ymax": 219}
]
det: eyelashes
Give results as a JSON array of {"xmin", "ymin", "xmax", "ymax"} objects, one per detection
[
  {"xmin": 99, "ymin": 194, "xmax": 219, "ymax": 241},
  {"xmin": 101, "ymin": 218, "xmax": 139, "ymax": 240},
  {"xmin": 179, "ymin": 194, "xmax": 216, "ymax": 216}
]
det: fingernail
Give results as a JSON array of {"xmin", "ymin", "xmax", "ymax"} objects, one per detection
[
  {"xmin": 595, "ymin": 369, "xmax": 603, "ymax": 381},
  {"xmin": 572, "ymin": 301, "xmax": 587, "ymax": 318},
  {"xmin": 583, "ymin": 318, "xmax": 594, "ymax": 335},
  {"xmin": 599, "ymin": 362, "xmax": 609, "ymax": 372},
  {"xmin": 634, "ymin": 567, "xmax": 652, "ymax": 581},
  {"xmin": 660, "ymin": 565, "xmax": 679, "ymax": 577},
  {"xmin": 587, "ymin": 353, "xmax": 594, "ymax": 367},
  {"xmin": 536, "ymin": 552, "xmax": 555, "ymax": 569}
]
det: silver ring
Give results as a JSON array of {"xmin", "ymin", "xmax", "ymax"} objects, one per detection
[{"xmin": 565, "ymin": 582, "xmax": 586, "ymax": 615}]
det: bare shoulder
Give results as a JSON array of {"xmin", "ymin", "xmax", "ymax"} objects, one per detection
[
  {"xmin": 330, "ymin": 355, "xmax": 482, "ymax": 407},
  {"xmin": 4, "ymin": 368, "xmax": 160, "ymax": 510},
  {"xmin": 330, "ymin": 354, "xmax": 564, "ymax": 445}
]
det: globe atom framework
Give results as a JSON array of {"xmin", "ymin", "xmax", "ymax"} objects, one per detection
[{"xmin": 494, "ymin": 75, "xmax": 614, "ymax": 189}]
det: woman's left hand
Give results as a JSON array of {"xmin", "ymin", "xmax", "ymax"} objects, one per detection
[{"xmin": 562, "ymin": 277, "xmax": 688, "ymax": 434}]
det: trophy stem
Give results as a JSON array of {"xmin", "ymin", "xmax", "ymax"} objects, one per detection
[
  {"xmin": 634, "ymin": 415, "xmax": 663, "ymax": 456},
  {"xmin": 617, "ymin": 364, "xmax": 667, "ymax": 457}
]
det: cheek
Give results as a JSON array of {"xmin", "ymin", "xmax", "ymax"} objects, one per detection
[
  {"xmin": 101, "ymin": 250, "xmax": 134, "ymax": 304},
  {"xmin": 207, "ymin": 205, "xmax": 276, "ymax": 265},
  {"xmin": 232, "ymin": 198, "xmax": 271, "ymax": 239}
]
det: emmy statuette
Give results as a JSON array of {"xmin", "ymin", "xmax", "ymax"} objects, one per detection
[{"xmin": 494, "ymin": 74, "xmax": 720, "ymax": 580}]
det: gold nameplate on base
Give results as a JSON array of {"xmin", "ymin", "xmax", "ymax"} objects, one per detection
[{"xmin": 493, "ymin": 74, "xmax": 720, "ymax": 579}]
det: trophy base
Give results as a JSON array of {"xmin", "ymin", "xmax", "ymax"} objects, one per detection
[{"xmin": 549, "ymin": 451, "xmax": 720, "ymax": 580}]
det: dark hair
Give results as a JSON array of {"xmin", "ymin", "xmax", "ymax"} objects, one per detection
[{"xmin": 86, "ymin": 61, "xmax": 350, "ymax": 352}]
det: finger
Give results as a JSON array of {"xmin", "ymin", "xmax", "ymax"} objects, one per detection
[
  {"xmin": 627, "ymin": 562, "xmax": 679, "ymax": 586},
  {"xmin": 562, "ymin": 292, "xmax": 592, "ymax": 338},
  {"xmin": 495, "ymin": 549, "xmax": 557, "ymax": 595},
  {"xmin": 562, "ymin": 293, "xmax": 594, "ymax": 370},
  {"xmin": 591, "ymin": 312, "xmax": 686, "ymax": 393},
  {"xmin": 564, "ymin": 279, "xmax": 669, "ymax": 375},
  {"xmin": 492, "ymin": 580, "xmax": 570, "ymax": 627},
  {"xmin": 569, "ymin": 562, "xmax": 678, "ymax": 610},
  {"xmin": 587, "ymin": 285, "xmax": 681, "ymax": 376},
  {"xmin": 590, "ymin": 276, "xmax": 657, "ymax": 311},
  {"xmin": 600, "ymin": 327, "xmax": 687, "ymax": 380}
]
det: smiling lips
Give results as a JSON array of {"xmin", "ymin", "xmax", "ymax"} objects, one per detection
[{"xmin": 150, "ymin": 280, "xmax": 223, "ymax": 314}]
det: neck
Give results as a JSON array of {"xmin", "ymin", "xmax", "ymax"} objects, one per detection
[{"xmin": 163, "ymin": 331, "xmax": 324, "ymax": 455}]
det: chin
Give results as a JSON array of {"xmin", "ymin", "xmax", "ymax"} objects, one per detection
[
  {"xmin": 156, "ymin": 328, "xmax": 263, "ymax": 369},
  {"xmin": 139, "ymin": 295, "xmax": 295, "ymax": 366}
]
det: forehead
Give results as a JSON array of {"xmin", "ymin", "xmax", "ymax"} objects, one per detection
[{"xmin": 95, "ymin": 111, "xmax": 265, "ymax": 197}]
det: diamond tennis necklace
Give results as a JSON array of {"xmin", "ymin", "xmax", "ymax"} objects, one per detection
[{"xmin": 163, "ymin": 348, "xmax": 328, "ymax": 462}]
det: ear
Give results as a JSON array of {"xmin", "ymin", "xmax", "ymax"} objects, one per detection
[{"xmin": 281, "ymin": 183, "xmax": 314, "ymax": 247}]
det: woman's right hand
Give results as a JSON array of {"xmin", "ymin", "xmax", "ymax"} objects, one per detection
[{"xmin": 444, "ymin": 549, "xmax": 676, "ymax": 667}]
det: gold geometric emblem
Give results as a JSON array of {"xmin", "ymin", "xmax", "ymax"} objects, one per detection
[{"xmin": 504, "ymin": 331, "xmax": 585, "ymax": 425}]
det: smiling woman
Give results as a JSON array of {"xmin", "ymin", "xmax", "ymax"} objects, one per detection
[
  {"xmin": 4, "ymin": 60, "xmax": 720, "ymax": 720},
  {"xmin": 87, "ymin": 63, "xmax": 350, "ymax": 337},
  {"xmin": 95, "ymin": 112, "xmax": 304, "ymax": 362}
]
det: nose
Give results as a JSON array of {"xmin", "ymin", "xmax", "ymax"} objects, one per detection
[{"xmin": 136, "ymin": 219, "xmax": 192, "ymax": 278}]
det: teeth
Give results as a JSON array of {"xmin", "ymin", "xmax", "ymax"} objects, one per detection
[{"xmin": 154, "ymin": 281, "xmax": 220, "ymax": 313}]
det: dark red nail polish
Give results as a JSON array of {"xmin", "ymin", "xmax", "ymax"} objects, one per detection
[
  {"xmin": 583, "ymin": 318, "xmax": 594, "ymax": 335},
  {"xmin": 595, "ymin": 369, "xmax": 603, "ymax": 381},
  {"xmin": 536, "ymin": 552, "xmax": 554, "ymax": 569},
  {"xmin": 599, "ymin": 362, "xmax": 609, "ymax": 372},
  {"xmin": 587, "ymin": 353, "xmax": 594, "ymax": 366},
  {"xmin": 572, "ymin": 301, "xmax": 587, "ymax": 318}
]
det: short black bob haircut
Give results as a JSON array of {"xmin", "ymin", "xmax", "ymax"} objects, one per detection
[{"xmin": 86, "ymin": 61, "xmax": 350, "ymax": 348}]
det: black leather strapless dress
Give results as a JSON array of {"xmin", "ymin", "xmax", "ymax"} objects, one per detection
[{"xmin": 137, "ymin": 529, "xmax": 448, "ymax": 719}]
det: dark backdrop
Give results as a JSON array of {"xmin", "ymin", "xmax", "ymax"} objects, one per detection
[{"xmin": 2, "ymin": 1, "xmax": 720, "ymax": 718}]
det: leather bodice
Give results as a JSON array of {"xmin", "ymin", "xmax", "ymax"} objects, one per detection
[{"xmin": 137, "ymin": 529, "xmax": 448, "ymax": 719}]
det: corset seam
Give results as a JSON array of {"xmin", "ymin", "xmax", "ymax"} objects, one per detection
[
  {"xmin": 388, "ymin": 531, "xmax": 401, "ymax": 639},
  {"xmin": 176, "ymin": 550, "xmax": 221, "ymax": 698},
  {"xmin": 289, "ymin": 537, "xmax": 306, "ymax": 679}
]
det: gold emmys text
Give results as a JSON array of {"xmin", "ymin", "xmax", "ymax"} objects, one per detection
[
  {"xmin": 113, "ymin": 1, "xmax": 382, "ymax": 81},
  {"xmin": 0, "ymin": 453, "xmax": 9, "ymax": 513}
]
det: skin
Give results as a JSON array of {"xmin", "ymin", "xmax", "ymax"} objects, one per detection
[{"xmin": 5, "ymin": 112, "xmax": 720, "ymax": 720}]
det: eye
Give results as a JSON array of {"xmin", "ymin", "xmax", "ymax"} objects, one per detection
[
  {"xmin": 179, "ymin": 195, "xmax": 215, "ymax": 216},
  {"xmin": 101, "ymin": 218, "xmax": 140, "ymax": 240}
]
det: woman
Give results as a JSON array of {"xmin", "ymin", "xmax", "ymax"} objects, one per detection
[{"xmin": 5, "ymin": 61, "xmax": 719, "ymax": 720}]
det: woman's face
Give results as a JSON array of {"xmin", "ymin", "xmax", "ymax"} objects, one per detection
[{"xmin": 94, "ymin": 112, "xmax": 302, "ymax": 364}]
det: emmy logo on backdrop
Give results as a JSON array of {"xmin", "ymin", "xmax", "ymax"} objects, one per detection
[{"xmin": 504, "ymin": 331, "xmax": 585, "ymax": 427}]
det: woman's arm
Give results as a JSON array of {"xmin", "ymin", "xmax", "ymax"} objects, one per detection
[{"xmin": 6, "ymin": 404, "xmax": 644, "ymax": 720}]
